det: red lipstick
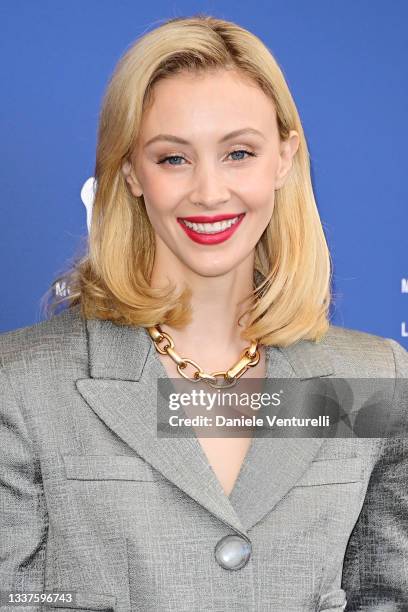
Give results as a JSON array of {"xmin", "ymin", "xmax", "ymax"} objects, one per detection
[{"xmin": 177, "ymin": 213, "xmax": 245, "ymax": 246}]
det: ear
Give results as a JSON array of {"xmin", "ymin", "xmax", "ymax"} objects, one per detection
[
  {"xmin": 121, "ymin": 160, "xmax": 143, "ymax": 197},
  {"xmin": 274, "ymin": 130, "xmax": 300, "ymax": 190}
]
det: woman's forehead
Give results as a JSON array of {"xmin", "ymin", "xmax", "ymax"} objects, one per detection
[{"xmin": 139, "ymin": 70, "xmax": 277, "ymax": 140}]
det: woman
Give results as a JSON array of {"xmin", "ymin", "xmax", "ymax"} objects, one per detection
[{"xmin": 1, "ymin": 14, "xmax": 407, "ymax": 612}]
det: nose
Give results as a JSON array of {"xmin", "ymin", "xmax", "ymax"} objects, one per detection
[{"xmin": 189, "ymin": 161, "xmax": 230, "ymax": 209}]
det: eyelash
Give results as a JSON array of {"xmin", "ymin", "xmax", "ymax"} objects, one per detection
[{"xmin": 157, "ymin": 149, "xmax": 257, "ymax": 166}]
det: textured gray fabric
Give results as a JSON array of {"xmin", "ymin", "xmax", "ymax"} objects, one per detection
[{"xmin": 0, "ymin": 305, "xmax": 407, "ymax": 612}]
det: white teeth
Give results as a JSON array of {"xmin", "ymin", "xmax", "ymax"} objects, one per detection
[{"xmin": 181, "ymin": 215, "xmax": 241, "ymax": 234}]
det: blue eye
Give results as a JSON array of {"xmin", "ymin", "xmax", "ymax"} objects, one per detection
[
  {"xmin": 157, "ymin": 149, "xmax": 256, "ymax": 166},
  {"xmin": 229, "ymin": 150, "xmax": 255, "ymax": 161},
  {"xmin": 158, "ymin": 155, "xmax": 186, "ymax": 165}
]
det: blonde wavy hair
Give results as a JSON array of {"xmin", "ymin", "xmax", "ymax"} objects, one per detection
[{"xmin": 42, "ymin": 13, "xmax": 333, "ymax": 347}]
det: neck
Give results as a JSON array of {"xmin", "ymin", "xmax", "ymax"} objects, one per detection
[{"xmin": 150, "ymin": 259, "xmax": 257, "ymax": 369}]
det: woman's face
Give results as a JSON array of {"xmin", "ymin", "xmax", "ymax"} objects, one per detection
[{"xmin": 123, "ymin": 68, "xmax": 299, "ymax": 278}]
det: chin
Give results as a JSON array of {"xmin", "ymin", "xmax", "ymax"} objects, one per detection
[{"xmin": 184, "ymin": 262, "xmax": 243, "ymax": 278}]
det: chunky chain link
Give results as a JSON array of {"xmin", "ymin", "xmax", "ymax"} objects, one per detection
[{"xmin": 148, "ymin": 325, "xmax": 260, "ymax": 388}]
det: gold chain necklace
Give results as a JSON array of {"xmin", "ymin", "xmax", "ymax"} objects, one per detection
[{"xmin": 148, "ymin": 325, "xmax": 260, "ymax": 389}]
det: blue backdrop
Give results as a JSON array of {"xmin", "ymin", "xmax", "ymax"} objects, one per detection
[{"xmin": 1, "ymin": 0, "xmax": 407, "ymax": 347}]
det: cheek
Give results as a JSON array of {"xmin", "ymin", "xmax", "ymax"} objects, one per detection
[
  {"xmin": 237, "ymin": 160, "xmax": 277, "ymax": 203},
  {"xmin": 143, "ymin": 199, "xmax": 169, "ymax": 234},
  {"xmin": 142, "ymin": 186, "xmax": 174, "ymax": 220},
  {"xmin": 140, "ymin": 169, "xmax": 182, "ymax": 217},
  {"xmin": 240, "ymin": 180, "xmax": 276, "ymax": 215}
]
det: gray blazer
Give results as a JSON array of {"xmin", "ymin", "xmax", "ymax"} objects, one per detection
[{"xmin": 1, "ymin": 305, "xmax": 407, "ymax": 612}]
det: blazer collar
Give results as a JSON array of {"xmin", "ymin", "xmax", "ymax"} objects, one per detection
[
  {"xmin": 86, "ymin": 315, "xmax": 335, "ymax": 381},
  {"xmin": 76, "ymin": 311, "xmax": 335, "ymax": 537}
]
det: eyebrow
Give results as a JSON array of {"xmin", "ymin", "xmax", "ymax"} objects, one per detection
[{"xmin": 143, "ymin": 127, "xmax": 266, "ymax": 148}]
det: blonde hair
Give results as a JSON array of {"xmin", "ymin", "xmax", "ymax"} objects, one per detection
[{"xmin": 42, "ymin": 13, "xmax": 332, "ymax": 347}]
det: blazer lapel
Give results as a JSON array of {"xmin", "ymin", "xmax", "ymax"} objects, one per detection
[
  {"xmin": 75, "ymin": 315, "xmax": 335, "ymax": 536},
  {"xmin": 229, "ymin": 340, "xmax": 335, "ymax": 531},
  {"xmin": 76, "ymin": 317, "xmax": 248, "ymax": 535}
]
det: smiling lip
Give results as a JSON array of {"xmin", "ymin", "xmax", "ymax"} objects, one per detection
[
  {"xmin": 178, "ymin": 213, "xmax": 242, "ymax": 223},
  {"xmin": 177, "ymin": 213, "xmax": 245, "ymax": 245}
]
